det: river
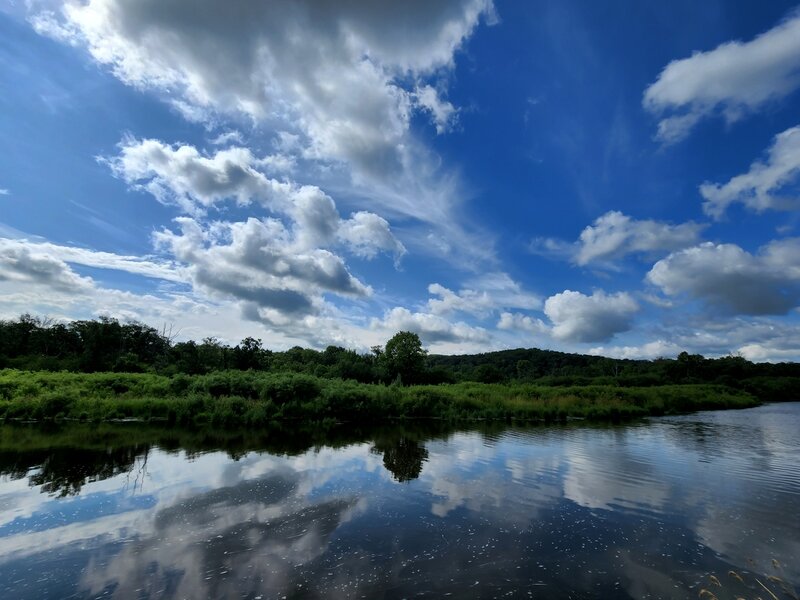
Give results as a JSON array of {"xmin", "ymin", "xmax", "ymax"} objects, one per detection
[{"xmin": 0, "ymin": 402, "xmax": 798, "ymax": 599}]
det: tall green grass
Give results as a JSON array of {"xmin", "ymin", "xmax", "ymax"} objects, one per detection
[{"xmin": 0, "ymin": 369, "xmax": 759, "ymax": 426}]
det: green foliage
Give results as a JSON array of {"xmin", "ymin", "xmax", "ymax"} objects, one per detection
[
  {"xmin": 0, "ymin": 315, "xmax": 798, "ymax": 412},
  {"xmin": 0, "ymin": 369, "xmax": 759, "ymax": 427},
  {"xmin": 384, "ymin": 331, "xmax": 427, "ymax": 385}
]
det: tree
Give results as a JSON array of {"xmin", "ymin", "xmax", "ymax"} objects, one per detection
[
  {"xmin": 473, "ymin": 364, "xmax": 504, "ymax": 383},
  {"xmin": 233, "ymin": 337, "xmax": 270, "ymax": 370},
  {"xmin": 384, "ymin": 331, "xmax": 427, "ymax": 385}
]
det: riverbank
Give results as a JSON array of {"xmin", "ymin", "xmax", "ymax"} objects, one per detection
[{"xmin": 0, "ymin": 369, "xmax": 759, "ymax": 425}]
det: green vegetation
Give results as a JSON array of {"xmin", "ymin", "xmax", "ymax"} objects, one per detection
[
  {"xmin": 0, "ymin": 368, "xmax": 758, "ymax": 426},
  {"xmin": 0, "ymin": 314, "xmax": 795, "ymax": 426},
  {"xmin": 2, "ymin": 315, "xmax": 799, "ymax": 397}
]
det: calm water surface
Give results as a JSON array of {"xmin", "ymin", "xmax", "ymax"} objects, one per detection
[{"xmin": 0, "ymin": 403, "xmax": 798, "ymax": 599}]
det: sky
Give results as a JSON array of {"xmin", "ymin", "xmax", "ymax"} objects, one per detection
[{"xmin": 1, "ymin": 0, "xmax": 800, "ymax": 361}]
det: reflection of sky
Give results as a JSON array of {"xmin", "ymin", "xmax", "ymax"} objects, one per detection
[
  {"xmin": 0, "ymin": 403, "xmax": 798, "ymax": 599},
  {"xmin": 0, "ymin": 490, "xmax": 156, "ymax": 537}
]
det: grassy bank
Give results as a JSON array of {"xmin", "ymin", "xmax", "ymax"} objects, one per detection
[{"xmin": 0, "ymin": 369, "xmax": 759, "ymax": 426}]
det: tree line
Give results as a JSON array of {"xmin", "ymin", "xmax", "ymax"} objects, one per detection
[{"xmin": 1, "ymin": 315, "xmax": 799, "ymax": 398}]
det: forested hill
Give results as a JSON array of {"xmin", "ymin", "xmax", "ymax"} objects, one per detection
[
  {"xmin": 427, "ymin": 346, "xmax": 800, "ymax": 389},
  {"xmin": 1, "ymin": 315, "xmax": 799, "ymax": 401},
  {"xmin": 428, "ymin": 347, "xmax": 640, "ymax": 382}
]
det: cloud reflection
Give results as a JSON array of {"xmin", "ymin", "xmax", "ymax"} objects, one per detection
[{"xmin": 0, "ymin": 406, "xmax": 798, "ymax": 598}]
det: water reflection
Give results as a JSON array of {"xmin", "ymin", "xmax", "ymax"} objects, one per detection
[
  {"xmin": 0, "ymin": 445, "xmax": 149, "ymax": 497},
  {"xmin": 371, "ymin": 436, "xmax": 428, "ymax": 482},
  {"xmin": 82, "ymin": 474, "xmax": 358, "ymax": 599},
  {"xmin": 0, "ymin": 404, "xmax": 797, "ymax": 599}
]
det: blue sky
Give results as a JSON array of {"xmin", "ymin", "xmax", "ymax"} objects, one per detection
[{"xmin": 1, "ymin": 0, "xmax": 800, "ymax": 360}]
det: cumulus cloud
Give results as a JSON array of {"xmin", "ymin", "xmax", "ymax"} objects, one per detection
[
  {"xmin": 338, "ymin": 212, "xmax": 406, "ymax": 262},
  {"xmin": 643, "ymin": 12, "xmax": 800, "ymax": 142},
  {"xmin": 105, "ymin": 138, "xmax": 288, "ymax": 214},
  {"xmin": 700, "ymin": 125, "xmax": 800, "ymax": 218},
  {"xmin": 497, "ymin": 312, "xmax": 549, "ymax": 335},
  {"xmin": 108, "ymin": 137, "xmax": 405, "ymax": 261},
  {"xmin": 427, "ymin": 272, "xmax": 541, "ymax": 317},
  {"xmin": 543, "ymin": 290, "xmax": 639, "ymax": 343},
  {"xmin": 588, "ymin": 340, "xmax": 682, "ymax": 360},
  {"xmin": 0, "ymin": 188, "xmax": 9, "ymax": 196},
  {"xmin": 154, "ymin": 217, "xmax": 371, "ymax": 320},
  {"xmin": 736, "ymin": 343, "xmax": 800, "ymax": 363},
  {"xmin": 579, "ymin": 307, "xmax": 800, "ymax": 362},
  {"xmin": 0, "ymin": 237, "xmax": 379, "ymax": 350},
  {"xmin": 371, "ymin": 307, "xmax": 489, "ymax": 345},
  {"xmin": 532, "ymin": 211, "xmax": 703, "ymax": 267},
  {"xmin": 33, "ymin": 0, "xmax": 490, "ymax": 178},
  {"xmin": 647, "ymin": 239, "xmax": 800, "ymax": 315},
  {"xmin": 573, "ymin": 211, "xmax": 703, "ymax": 266}
]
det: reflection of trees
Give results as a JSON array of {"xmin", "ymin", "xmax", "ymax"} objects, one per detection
[
  {"xmin": 371, "ymin": 437, "xmax": 428, "ymax": 482},
  {"xmin": 0, "ymin": 445, "xmax": 149, "ymax": 497},
  {"xmin": 660, "ymin": 414, "xmax": 773, "ymax": 473},
  {"xmin": 0, "ymin": 419, "xmax": 474, "ymax": 494}
]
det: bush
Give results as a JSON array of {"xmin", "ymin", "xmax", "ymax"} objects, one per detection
[
  {"xmin": 259, "ymin": 374, "xmax": 321, "ymax": 404},
  {"xmin": 38, "ymin": 391, "xmax": 78, "ymax": 419}
]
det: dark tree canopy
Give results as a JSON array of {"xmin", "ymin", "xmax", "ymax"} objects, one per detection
[{"xmin": 383, "ymin": 331, "xmax": 427, "ymax": 385}]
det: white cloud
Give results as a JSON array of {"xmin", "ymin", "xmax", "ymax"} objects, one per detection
[
  {"xmin": 543, "ymin": 290, "xmax": 639, "ymax": 343},
  {"xmin": 32, "ymin": 0, "xmax": 499, "ymax": 267},
  {"xmin": 0, "ymin": 236, "xmax": 500, "ymax": 352},
  {"xmin": 627, "ymin": 316, "xmax": 800, "ymax": 362},
  {"xmin": 259, "ymin": 153, "xmax": 296, "ymax": 175},
  {"xmin": 0, "ymin": 188, "xmax": 9, "ymax": 196},
  {"xmin": 588, "ymin": 340, "xmax": 682, "ymax": 360},
  {"xmin": 35, "ymin": 0, "xmax": 491, "ymax": 202},
  {"xmin": 649, "ymin": 316, "xmax": 800, "ymax": 360},
  {"xmin": 414, "ymin": 84, "xmax": 457, "ymax": 134},
  {"xmin": 105, "ymin": 138, "xmax": 287, "ymax": 214},
  {"xmin": 647, "ymin": 239, "xmax": 800, "ymax": 315},
  {"xmin": 643, "ymin": 12, "xmax": 800, "ymax": 142},
  {"xmin": 0, "ymin": 237, "xmax": 185, "ymax": 283},
  {"xmin": 527, "ymin": 236, "xmax": 574, "ymax": 262},
  {"xmin": 700, "ymin": 125, "xmax": 800, "ymax": 218},
  {"xmin": 208, "ymin": 130, "xmax": 243, "ymax": 146},
  {"xmin": 107, "ymin": 137, "xmax": 405, "ymax": 261},
  {"xmin": 427, "ymin": 272, "xmax": 541, "ymax": 317},
  {"xmin": 0, "ymin": 240, "xmax": 290, "ymax": 346},
  {"xmin": 532, "ymin": 211, "xmax": 704, "ymax": 267},
  {"xmin": 497, "ymin": 312, "xmax": 549, "ymax": 335},
  {"xmin": 574, "ymin": 211, "xmax": 704, "ymax": 266},
  {"xmin": 0, "ymin": 232, "xmax": 386, "ymax": 348},
  {"xmin": 371, "ymin": 307, "xmax": 489, "ymax": 345},
  {"xmin": 338, "ymin": 212, "xmax": 407, "ymax": 262},
  {"xmin": 736, "ymin": 343, "xmax": 800, "ymax": 363},
  {"xmin": 0, "ymin": 239, "xmax": 93, "ymax": 291},
  {"xmin": 154, "ymin": 217, "xmax": 371, "ymax": 318}
]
